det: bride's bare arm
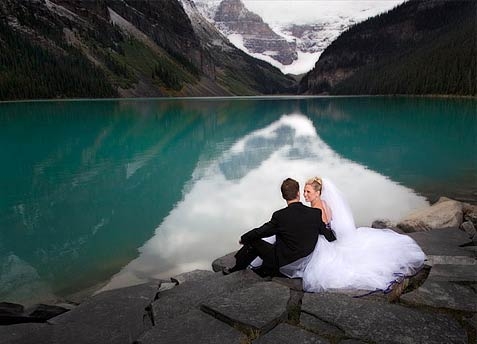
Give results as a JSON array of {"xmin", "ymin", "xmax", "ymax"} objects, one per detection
[{"xmin": 322, "ymin": 200, "xmax": 332, "ymax": 224}]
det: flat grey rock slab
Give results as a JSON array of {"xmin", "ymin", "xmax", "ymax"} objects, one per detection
[
  {"xmin": 136, "ymin": 309, "xmax": 246, "ymax": 344},
  {"xmin": 202, "ymin": 282, "xmax": 290, "ymax": 334},
  {"xmin": 170, "ymin": 269, "xmax": 216, "ymax": 284},
  {"xmin": 464, "ymin": 314, "xmax": 476, "ymax": 333},
  {"xmin": 0, "ymin": 321, "xmax": 123, "ymax": 344},
  {"xmin": 253, "ymin": 323, "xmax": 329, "ymax": 343},
  {"xmin": 464, "ymin": 245, "xmax": 477, "ymax": 253},
  {"xmin": 408, "ymin": 228, "xmax": 476, "ymax": 265},
  {"xmin": 212, "ymin": 251, "xmax": 236, "ymax": 272},
  {"xmin": 272, "ymin": 277, "xmax": 303, "ymax": 291},
  {"xmin": 0, "ymin": 323, "xmax": 52, "ymax": 344},
  {"xmin": 151, "ymin": 269, "xmax": 264, "ymax": 322},
  {"xmin": 48, "ymin": 282, "xmax": 159, "ymax": 343},
  {"xmin": 401, "ymin": 279, "xmax": 477, "ymax": 312},
  {"xmin": 302, "ymin": 292, "xmax": 467, "ymax": 344},
  {"xmin": 300, "ymin": 312, "xmax": 345, "ymax": 338},
  {"xmin": 305, "ymin": 287, "xmax": 389, "ymax": 301},
  {"xmin": 51, "ymin": 322, "xmax": 125, "ymax": 344},
  {"xmin": 427, "ymin": 264, "xmax": 477, "ymax": 282}
]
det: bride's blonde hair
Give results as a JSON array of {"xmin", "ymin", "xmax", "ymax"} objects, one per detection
[{"xmin": 306, "ymin": 176, "xmax": 322, "ymax": 193}]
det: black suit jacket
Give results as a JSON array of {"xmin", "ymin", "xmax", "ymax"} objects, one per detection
[{"xmin": 240, "ymin": 202, "xmax": 336, "ymax": 267}]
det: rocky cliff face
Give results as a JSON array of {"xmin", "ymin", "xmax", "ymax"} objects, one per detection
[
  {"xmin": 0, "ymin": 0, "xmax": 296, "ymax": 100},
  {"xmin": 282, "ymin": 24, "xmax": 329, "ymax": 54},
  {"xmin": 213, "ymin": 0, "xmax": 296, "ymax": 65},
  {"xmin": 299, "ymin": 0, "xmax": 476, "ymax": 96}
]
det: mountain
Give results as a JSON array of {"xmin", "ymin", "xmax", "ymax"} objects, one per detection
[
  {"xmin": 213, "ymin": 0, "xmax": 296, "ymax": 65},
  {"xmin": 299, "ymin": 0, "xmax": 477, "ymax": 96},
  {"xmin": 2, "ymin": 0, "xmax": 472, "ymax": 100},
  {"xmin": 193, "ymin": 0, "xmax": 327, "ymax": 74},
  {"xmin": 193, "ymin": 0, "xmax": 406, "ymax": 75},
  {"xmin": 0, "ymin": 0, "xmax": 296, "ymax": 101}
]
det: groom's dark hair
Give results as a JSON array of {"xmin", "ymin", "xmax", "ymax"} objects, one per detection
[{"xmin": 281, "ymin": 178, "xmax": 299, "ymax": 201}]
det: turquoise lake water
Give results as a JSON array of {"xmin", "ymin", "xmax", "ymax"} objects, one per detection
[{"xmin": 0, "ymin": 96, "xmax": 475, "ymax": 305}]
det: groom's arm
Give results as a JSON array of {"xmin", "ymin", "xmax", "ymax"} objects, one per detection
[
  {"xmin": 240, "ymin": 213, "xmax": 279, "ymax": 244},
  {"xmin": 314, "ymin": 208, "xmax": 336, "ymax": 242},
  {"xmin": 321, "ymin": 223, "xmax": 337, "ymax": 242}
]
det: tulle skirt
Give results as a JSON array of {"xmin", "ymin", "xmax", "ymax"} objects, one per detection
[{"xmin": 302, "ymin": 227, "xmax": 426, "ymax": 292}]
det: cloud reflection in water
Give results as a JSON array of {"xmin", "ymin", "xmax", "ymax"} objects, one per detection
[{"xmin": 101, "ymin": 114, "xmax": 428, "ymax": 291}]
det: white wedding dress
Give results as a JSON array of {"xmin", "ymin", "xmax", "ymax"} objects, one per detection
[{"xmin": 302, "ymin": 178, "xmax": 426, "ymax": 292}]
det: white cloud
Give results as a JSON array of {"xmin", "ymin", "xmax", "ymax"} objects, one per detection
[{"xmin": 241, "ymin": 0, "xmax": 407, "ymax": 25}]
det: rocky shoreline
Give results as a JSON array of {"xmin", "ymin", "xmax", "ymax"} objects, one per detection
[{"xmin": 0, "ymin": 197, "xmax": 476, "ymax": 343}]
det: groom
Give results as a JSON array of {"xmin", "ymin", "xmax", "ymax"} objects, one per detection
[{"xmin": 224, "ymin": 178, "xmax": 336, "ymax": 277}]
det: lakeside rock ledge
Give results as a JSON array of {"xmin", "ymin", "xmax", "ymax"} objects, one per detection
[
  {"xmin": 0, "ymin": 198, "xmax": 476, "ymax": 343},
  {"xmin": 0, "ymin": 227, "xmax": 475, "ymax": 344}
]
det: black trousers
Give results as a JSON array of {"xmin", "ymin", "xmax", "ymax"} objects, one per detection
[{"xmin": 232, "ymin": 239, "xmax": 279, "ymax": 277}]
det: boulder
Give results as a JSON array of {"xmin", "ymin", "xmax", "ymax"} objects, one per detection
[
  {"xmin": 150, "ymin": 270, "xmax": 264, "ymax": 323},
  {"xmin": 253, "ymin": 323, "xmax": 329, "ymax": 344},
  {"xmin": 407, "ymin": 228, "xmax": 475, "ymax": 265},
  {"xmin": 0, "ymin": 302, "xmax": 69, "ymax": 325},
  {"xmin": 301, "ymin": 292, "xmax": 467, "ymax": 344},
  {"xmin": 460, "ymin": 221, "xmax": 476, "ymax": 239},
  {"xmin": 135, "ymin": 309, "xmax": 246, "ymax": 344},
  {"xmin": 300, "ymin": 312, "xmax": 345, "ymax": 338},
  {"xmin": 400, "ymin": 263, "xmax": 476, "ymax": 313},
  {"xmin": 424, "ymin": 264, "xmax": 477, "ymax": 282},
  {"xmin": 211, "ymin": 251, "xmax": 236, "ymax": 272},
  {"xmin": 271, "ymin": 276, "xmax": 303, "ymax": 291},
  {"xmin": 170, "ymin": 269, "xmax": 216, "ymax": 285},
  {"xmin": 0, "ymin": 302, "xmax": 24, "ymax": 315},
  {"xmin": 0, "ymin": 323, "xmax": 52, "ymax": 344},
  {"xmin": 371, "ymin": 219, "xmax": 397, "ymax": 229},
  {"xmin": 463, "ymin": 202, "xmax": 477, "ymax": 226},
  {"xmin": 397, "ymin": 197, "xmax": 463, "ymax": 232},
  {"xmin": 48, "ymin": 281, "xmax": 160, "ymax": 344},
  {"xmin": 0, "ymin": 302, "xmax": 27, "ymax": 325},
  {"xmin": 401, "ymin": 278, "xmax": 476, "ymax": 313},
  {"xmin": 201, "ymin": 282, "xmax": 290, "ymax": 336},
  {"xmin": 371, "ymin": 219, "xmax": 404, "ymax": 234}
]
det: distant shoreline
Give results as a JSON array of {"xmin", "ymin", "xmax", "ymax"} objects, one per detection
[{"xmin": 0, "ymin": 94, "xmax": 476, "ymax": 104}]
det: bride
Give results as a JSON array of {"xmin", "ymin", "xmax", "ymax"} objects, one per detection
[{"xmin": 301, "ymin": 177, "xmax": 426, "ymax": 292}]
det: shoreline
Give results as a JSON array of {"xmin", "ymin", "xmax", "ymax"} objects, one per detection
[
  {"xmin": 1, "ymin": 94, "xmax": 476, "ymax": 104},
  {"xmin": 58, "ymin": 191, "xmax": 477, "ymax": 306},
  {"xmin": 4, "ymin": 190, "xmax": 476, "ymax": 308},
  {"xmin": 60, "ymin": 280, "xmax": 113, "ymax": 305},
  {"xmin": 421, "ymin": 189, "xmax": 477, "ymax": 206}
]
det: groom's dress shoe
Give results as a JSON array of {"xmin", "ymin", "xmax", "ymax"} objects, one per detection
[{"xmin": 251, "ymin": 266, "xmax": 268, "ymax": 278}]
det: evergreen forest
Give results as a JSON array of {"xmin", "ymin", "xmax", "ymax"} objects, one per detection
[{"xmin": 0, "ymin": 21, "xmax": 117, "ymax": 101}]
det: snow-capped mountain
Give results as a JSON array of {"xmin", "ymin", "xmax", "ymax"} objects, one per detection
[
  {"xmin": 213, "ymin": 0, "xmax": 297, "ymax": 65},
  {"xmin": 193, "ymin": 0, "xmax": 407, "ymax": 75}
]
